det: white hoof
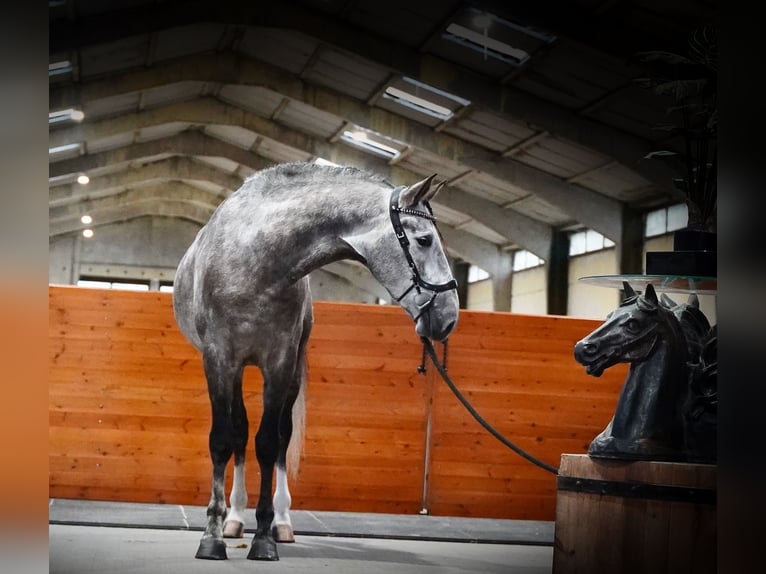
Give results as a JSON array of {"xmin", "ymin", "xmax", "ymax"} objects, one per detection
[
  {"xmin": 272, "ymin": 523, "xmax": 295, "ymax": 543},
  {"xmin": 222, "ymin": 520, "xmax": 245, "ymax": 538}
]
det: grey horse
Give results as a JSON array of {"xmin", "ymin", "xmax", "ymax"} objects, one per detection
[{"xmin": 172, "ymin": 162, "xmax": 459, "ymax": 560}]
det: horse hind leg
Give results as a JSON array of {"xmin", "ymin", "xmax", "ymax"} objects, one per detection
[
  {"xmin": 222, "ymin": 393, "xmax": 249, "ymax": 538},
  {"xmin": 247, "ymin": 346, "xmax": 309, "ymax": 558},
  {"xmin": 195, "ymin": 353, "xmax": 244, "ymax": 560},
  {"xmin": 272, "ymin": 373, "xmax": 307, "ymax": 543}
]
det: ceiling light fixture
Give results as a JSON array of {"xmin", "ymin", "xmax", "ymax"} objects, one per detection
[
  {"xmin": 81, "ymin": 214, "xmax": 93, "ymax": 224},
  {"xmin": 82, "ymin": 229, "xmax": 94, "ymax": 238},
  {"xmin": 49, "ymin": 108, "xmax": 85, "ymax": 124},
  {"xmin": 77, "ymin": 174, "xmax": 90, "ymax": 185},
  {"xmin": 48, "ymin": 59, "xmax": 73, "ymax": 76},
  {"xmin": 384, "ymin": 86, "xmax": 453, "ymax": 120}
]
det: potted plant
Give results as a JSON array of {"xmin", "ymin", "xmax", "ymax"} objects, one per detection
[{"xmin": 636, "ymin": 26, "xmax": 717, "ymax": 276}]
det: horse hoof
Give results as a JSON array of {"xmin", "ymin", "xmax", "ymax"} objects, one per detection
[
  {"xmin": 195, "ymin": 538, "xmax": 227, "ymax": 560},
  {"xmin": 247, "ymin": 536, "xmax": 279, "ymax": 561},
  {"xmin": 223, "ymin": 520, "xmax": 245, "ymax": 538},
  {"xmin": 273, "ymin": 523, "xmax": 295, "ymax": 543}
]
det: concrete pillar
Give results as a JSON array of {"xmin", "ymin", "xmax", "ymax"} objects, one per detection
[
  {"xmin": 491, "ymin": 254, "xmax": 513, "ymax": 312},
  {"xmin": 452, "ymin": 260, "xmax": 470, "ymax": 309},
  {"xmin": 547, "ymin": 230, "xmax": 570, "ymax": 316}
]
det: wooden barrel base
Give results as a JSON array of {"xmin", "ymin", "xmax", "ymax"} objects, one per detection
[{"xmin": 552, "ymin": 453, "xmax": 716, "ymax": 574}]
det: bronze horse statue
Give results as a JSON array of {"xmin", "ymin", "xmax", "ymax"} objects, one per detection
[{"xmin": 574, "ymin": 282, "xmax": 716, "ymax": 463}]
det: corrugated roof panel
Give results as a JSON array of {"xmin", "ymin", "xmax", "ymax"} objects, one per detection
[
  {"xmin": 240, "ymin": 28, "xmax": 317, "ymax": 75},
  {"xmin": 279, "ymin": 100, "xmax": 344, "ymax": 139},
  {"xmin": 573, "ymin": 162, "xmax": 654, "ymax": 203},
  {"xmin": 140, "ymin": 81, "xmax": 207, "ymax": 109},
  {"xmin": 511, "ymin": 136, "xmax": 609, "ymax": 178},
  {"xmin": 203, "ymin": 125, "xmax": 259, "ymax": 149},
  {"xmin": 451, "ymin": 219, "xmax": 509, "ymax": 246},
  {"xmin": 79, "ymin": 36, "xmax": 149, "ymax": 78},
  {"xmin": 218, "ymin": 85, "xmax": 285, "ymax": 118},
  {"xmin": 153, "ymin": 24, "xmax": 225, "ymax": 63},
  {"xmin": 445, "ymin": 110, "xmax": 535, "ymax": 152},
  {"xmin": 86, "ymin": 132, "xmax": 135, "ymax": 154},
  {"xmin": 465, "ymin": 171, "xmax": 529, "ymax": 205},
  {"xmin": 305, "ymin": 48, "xmax": 390, "ymax": 100},
  {"xmin": 134, "ymin": 122, "xmax": 192, "ymax": 143},
  {"xmin": 256, "ymin": 138, "xmax": 312, "ymax": 165},
  {"xmin": 509, "ymin": 195, "xmax": 572, "ymax": 226},
  {"xmin": 193, "ymin": 156, "xmax": 241, "ymax": 175},
  {"xmin": 398, "ymin": 150, "xmax": 467, "ymax": 182},
  {"xmin": 82, "ymin": 92, "xmax": 141, "ymax": 121}
]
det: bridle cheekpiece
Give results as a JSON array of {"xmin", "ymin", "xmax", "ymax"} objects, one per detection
[{"xmin": 389, "ymin": 186, "xmax": 458, "ymax": 320}]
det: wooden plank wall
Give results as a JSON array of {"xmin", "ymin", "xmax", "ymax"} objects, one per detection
[{"xmin": 49, "ymin": 285, "xmax": 627, "ymax": 521}]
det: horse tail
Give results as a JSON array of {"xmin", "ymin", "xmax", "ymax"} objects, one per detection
[{"xmin": 287, "ymin": 360, "xmax": 307, "ymax": 481}]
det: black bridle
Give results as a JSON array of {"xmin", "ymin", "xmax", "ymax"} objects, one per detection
[{"xmin": 389, "ymin": 186, "xmax": 458, "ymax": 322}]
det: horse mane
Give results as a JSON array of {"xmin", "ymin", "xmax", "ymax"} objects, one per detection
[
  {"xmin": 241, "ymin": 162, "xmax": 390, "ymax": 198},
  {"xmin": 660, "ymin": 293, "xmax": 711, "ymax": 362}
]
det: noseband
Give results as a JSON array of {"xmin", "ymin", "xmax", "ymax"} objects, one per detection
[{"xmin": 389, "ymin": 186, "xmax": 458, "ymax": 321}]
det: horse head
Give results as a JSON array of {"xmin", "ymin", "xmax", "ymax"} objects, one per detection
[
  {"xmin": 342, "ymin": 174, "xmax": 459, "ymax": 342},
  {"xmin": 574, "ymin": 282, "xmax": 672, "ymax": 376}
]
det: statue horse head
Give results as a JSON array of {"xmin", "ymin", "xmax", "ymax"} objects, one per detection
[
  {"xmin": 573, "ymin": 282, "xmax": 696, "ymax": 460},
  {"xmin": 573, "ymin": 282, "xmax": 685, "ymax": 377}
]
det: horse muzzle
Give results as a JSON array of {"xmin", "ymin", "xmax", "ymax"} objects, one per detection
[{"xmin": 413, "ymin": 291, "xmax": 458, "ymax": 342}]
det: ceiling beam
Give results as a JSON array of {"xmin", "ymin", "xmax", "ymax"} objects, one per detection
[
  {"xmin": 50, "ymin": 155, "xmax": 241, "ymax": 206},
  {"xmin": 50, "ymin": 198, "xmax": 214, "ymax": 236},
  {"xmin": 50, "ymin": 181, "xmax": 224, "ymax": 223},
  {"xmin": 49, "ymin": 130, "xmax": 273, "ymax": 177},
  {"xmin": 49, "ymin": 0, "xmax": 681, "ymax": 188},
  {"xmin": 49, "ymin": 101, "xmax": 556, "ymax": 251},
  {"xmin": 52, "ymin": 64, "xmax": 621, "ymax": 237}
]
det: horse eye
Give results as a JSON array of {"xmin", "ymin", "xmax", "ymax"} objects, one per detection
[
  {"xmin": 415, "ymin": 235, "xmax": 433, "ymax": 247},
  {"xmin": 625, "ymin": 318, "xmax": 640, "ymax": 332}
]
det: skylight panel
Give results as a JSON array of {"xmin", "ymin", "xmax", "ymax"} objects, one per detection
[
  {"xmin": 442, "ymin": 8, "xmax": 557, "ymax": 66},
  {"xmin": 340, "ymin": 129, "xmax": 402, "ymax": 159}
]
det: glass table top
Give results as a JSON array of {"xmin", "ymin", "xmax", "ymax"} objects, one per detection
[{"xmin": 578, "ymin": 274, "xmax": 717, "ymax": 295}]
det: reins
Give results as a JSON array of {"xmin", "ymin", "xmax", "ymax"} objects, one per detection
[{"xmin": 419, "ymin": 337, "xmax": 560, "ymax": 476}]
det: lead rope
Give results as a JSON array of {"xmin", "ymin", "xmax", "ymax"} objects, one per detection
[
  {"xmin": 418, "ymin": 338, "xmax": 448, "ymax": 374},
  {"xmin": 419, "ymin": 337, "xmax": 559, "ymax": 476}
]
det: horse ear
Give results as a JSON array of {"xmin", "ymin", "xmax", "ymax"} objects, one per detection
[
  {"xmin": 622, "ymin": 281, "xmax": 637, "ymax": 299},
  {"xmin": 399, "ymin": 174, "xmax": 437, "ymax": 207},
  {"xmin": 660, "ymin": 293, "xmax": 676, "ymax": 309},
  {"xmin": 644, "ymin": 283, "xmax": 658, "ymax": 304},
  {"xmin": 687, "ymin": 293, "xmax": 699, "ymax": 308}
]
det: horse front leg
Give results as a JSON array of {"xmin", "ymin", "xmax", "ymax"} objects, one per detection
[{"xmin": 247, "ymin": 406, "xmax": 281, "ymax": 560}]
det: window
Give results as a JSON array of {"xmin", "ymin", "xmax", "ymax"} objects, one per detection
[
  {"xmin": 568, "ymin": 229, "xmax": 615, "ymax": 256},
  {"xmin": 77, "ymin": 278, "xmax": 150, "ymax": 291},
  {"xmin": 513, "ymin": 250, "xmax": 544, "ymax": 271},
  {"xmin": 467, "ymin": 265, "xmax": 490, "ymax": 283},
  {"xmin": 645, "ymin": 203, "xmax": 688, "ymax": 238}
]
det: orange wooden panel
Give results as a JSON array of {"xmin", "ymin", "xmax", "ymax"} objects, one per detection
[{"xmin": 49, "ymin": 286, "xmax": 624, "ymax": 521}]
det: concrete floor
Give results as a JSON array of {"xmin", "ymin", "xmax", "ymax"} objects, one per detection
[{"xmin": 49, "ymin": 499, "xmax": 554, "ymax": 574}]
